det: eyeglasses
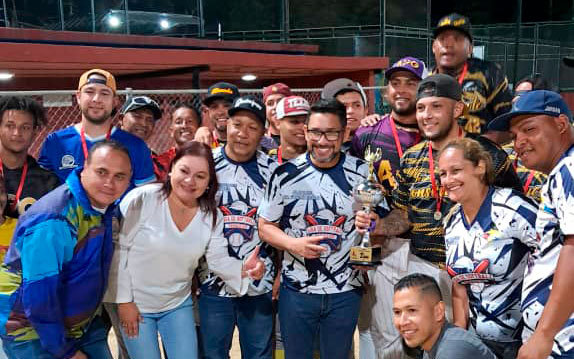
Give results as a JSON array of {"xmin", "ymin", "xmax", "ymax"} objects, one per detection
[{"xmin": 306, "ymin": 129, "xmax": 343, "ymax": 141}]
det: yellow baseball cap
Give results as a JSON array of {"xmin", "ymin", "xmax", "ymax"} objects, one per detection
[{"xmin": 78, "ymin": 69, "xmax": 117, "ymax": 93}]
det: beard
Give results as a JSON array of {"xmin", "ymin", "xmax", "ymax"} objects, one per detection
[
  {"xmin": 424, "ymin": 119, "xmax": 454, "ymax": 142},
  {"xmin": 310, "ymin": 145, "xmax": 339, "ymax": 164},
  {"xmin": 82, "ymin": 107, "xmax": 112, "ymax": 125},
  {"xmin": 390, "ymin": 102, "xmax": 416, "ymax": 117}
]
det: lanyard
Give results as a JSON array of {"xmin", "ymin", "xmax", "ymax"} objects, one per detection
[
  {"xmin": 512, "ymin": 158, "xmax": 536, "ymax": 194},
  {"xmin": 80, "ymin": 125, "xmax": 112, "ymax": 160},
  {"xmin": 277, "ymin": 146, "xmax": 283, "ymax": 165},
  {"xmin": 427, "ymin": 142, "xmax": 444, "ymax": 221},
  {"xmin": 458, "ymin": 62, "xmax": 468, "ymax": 85},
  {"xmin": 389, "ymin": 116, "xmax": 404, "ymax": 158},
  {"xmin": 0, "ymin": 158, "xmax": 28, "ymax": 212}
]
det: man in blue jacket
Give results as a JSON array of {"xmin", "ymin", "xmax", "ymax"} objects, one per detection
[{"xmin": 0, "ymin": 140, "xmax": 132, "ymax": 359}]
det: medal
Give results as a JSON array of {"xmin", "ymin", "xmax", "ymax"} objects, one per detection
[{"xmin": 434, "ymin": 211, "xmax": 442, "ymax": 221}]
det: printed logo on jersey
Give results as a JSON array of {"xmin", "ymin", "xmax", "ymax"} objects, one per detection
[
  {"xmin": 220, "ymin": 202, "xmax": 257, "ymax": 258},
  {"xmin": 59, "ymin": 154, "xmax": 77, "ymax": 170},
  {"xmin": 304, "ymin": 210, "xmax": 346, "ymax": 258},
  {"xmin": 447, "ymin": 256, "xmax": 493, "ymax": 293}
]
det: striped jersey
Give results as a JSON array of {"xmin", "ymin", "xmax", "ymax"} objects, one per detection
[
  {"xmin": 432, "ymin": 58, "xmax": 513, "ymax": 135},
  {"xmin": 258, "ymin": 152, "xmax": 389, "ymax": 294},
  {"xmin": 394, "ymin": 134, "xmax": 521, "ymax": 265},
  {"xmin": 502, "ymin": 143, "xmax": 547, "ymax": 203},
  {"xmin": 351, "ymin": 114, "xmax": 421, "ymax": 192},
  {"xmin": 0, "ymin": 169, "xmax": 117, "ymax": 359},
  {"xmin": 198, "ymin": 147, "xmax": 277, "ymax": 297},
  {"xmin": 522, "ymin": 145, "xmax": 574, "ymax": 357},
  {"xmin": 445, "ymin": 187, "xmax": 537, "ymax": 342}
]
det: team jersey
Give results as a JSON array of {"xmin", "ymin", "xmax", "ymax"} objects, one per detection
[
  {"xmin": 3, "ymin": 155, "xmax": 59, "ymax": 218},
  {"xmin": 258, "ymin": 152, "xmax": 389, "ymax": 294},
  {"xmin": 351, "ymin": 114, "xmax": 421, "ymax": 192},
  {"xmin": 502, "ymin": 143, "xmax": 547, "ymax": 203},
  {"xmin": 198, "ymin": 147, "xmax": 277, "ymax": 297},
  {"xmin": 0, "ymin": 217, "xmax": 17, "ymax": 262},
  {"xmin": 38, "ymin": 125, "xmax": 155, "ymax": 187},
  {"xmin": 445, "ymin": 187, "xmax": 537, "ymax": 343},
  {"xmin": 522, "ymin": 146, "xmax": 574, "ymax": 357},
  {"xmin": 0, "ymin": 169, "xmax": 117, "ymax": 359},
  {"xmin": 432, "ymin": 58, "xmax": 513, "ymax": 135},
  {"xmin": 394, "ymin": 134, "xmax": 521, "ymax": 265}
]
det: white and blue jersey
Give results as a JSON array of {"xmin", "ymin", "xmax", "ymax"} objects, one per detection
[
  {"xmin": 522, "ymin": 146, "xmax": 574, "ymax": 357},
  {"xmin": 258, "ymin": 152, "xmax": 389, "ymax": 295},
  {"xmin": 38, "ymin": 124, "xmax": 155, "ymax": 187},
  {"xmin": 445, "ymin": 187, "xmax": 538, "ymax": 343},
  {"xmin": 198, "ymin": 147, "xmax": 278, "ymax": 297}
]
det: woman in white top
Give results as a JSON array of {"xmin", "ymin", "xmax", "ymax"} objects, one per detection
[
  {"xmin": 105, "ymin": 142, "xmax": 264, "ymax": 359},
  {"xmin": 438, "ymin": 138, "xmax": 538, "ymax": 359}
]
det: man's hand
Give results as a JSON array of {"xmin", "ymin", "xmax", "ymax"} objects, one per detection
[
  {"xmin": 355, "ymin": 210, "xmax": 378, "ymax": 235},
  {"xmin": 287, "ymin": 236, "xmax": 327, "ymax": 259},
  {"xmin": 194, "ymin": 126, "xmax": 213, "ymax": 146},
  {"xmin": 360, "ymin": 114, "xmax": 382, "ymax": 127},
  {"xmin": 118, "ymin": 302, "xmax": 143, "ymax": 338},
  {"xmin": 70, "ymin": 351, "xmax": 87, "ymax": 359},
  {"xmin": 243, "ymin": 246, "xmax": 265, "ymax": 280},
  {"xmin": 517, "ymin": 332, "xmax": 554, "ymax": 359}
]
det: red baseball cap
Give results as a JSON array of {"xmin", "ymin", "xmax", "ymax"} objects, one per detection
[{"xmin": 263, "ymin": 83, "xmax": 292, "ymax": 102}]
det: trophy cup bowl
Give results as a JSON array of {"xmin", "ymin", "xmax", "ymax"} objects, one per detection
[{"xmin": 349, "ymin": 179, "xmax": 384, "ymax": 267}]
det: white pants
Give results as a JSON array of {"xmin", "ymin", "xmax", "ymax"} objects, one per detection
[{"xmin": 369, "ymin": 238, "xmax": 452, "ymax": 359}]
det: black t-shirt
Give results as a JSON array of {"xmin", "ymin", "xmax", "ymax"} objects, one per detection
[{"xmin": 4, "ymin": 155, "xmax": 60, "ymax": 218}]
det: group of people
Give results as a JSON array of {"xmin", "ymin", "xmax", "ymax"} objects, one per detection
[{"xmin": 0, "ymin": 11, "xmax": 570, "ymax": 359}]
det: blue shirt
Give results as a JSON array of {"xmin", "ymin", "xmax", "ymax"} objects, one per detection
[
  {"xmin": 38, "ymin": 125, "xmax": 155, "ymax": 187},
  {"xmin": 0, "ymin": 169, "xmax": 117, "ymax": 359}
]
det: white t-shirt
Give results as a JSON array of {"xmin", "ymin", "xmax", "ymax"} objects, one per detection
[
  {"xmin": 258, "ymin": 152, "xmax": 389, "ymax": 294},
  {"xmin": 522, "ymin": 146, "xmax": 574, "ymax": 356},
  {"xmin": 105, "ymin": 183, "xmax": 248, "ymax": 313}
]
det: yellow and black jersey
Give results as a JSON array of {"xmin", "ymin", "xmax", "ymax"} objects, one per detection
[
  {"xmin": 502, "ymin": 142, "xmax": 547, "ymax": 204},
  {"xmin": 393, "ymin": 135, "xmax": 521, "ymax": 266},
  {"xmin": 432, "ymin": 58, "xmax": 513, "ymax": 135}
]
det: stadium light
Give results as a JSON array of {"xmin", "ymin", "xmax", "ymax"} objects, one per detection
[
  {"xmin": 108, "ymin": 15, "xmax": 121, "ymax": 28},
  {"xmin": 242, "ymin": 74, "xmax": 257, "ymax": 81},
  {"xmin": 0, "ymin": 72, "xmax": 14, "ymax": 80},
  {"xmin": 159, "ymin": 19, "xmax": 170, "ymax": 30}
]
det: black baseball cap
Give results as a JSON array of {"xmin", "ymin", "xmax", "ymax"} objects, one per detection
[
  {"xmin": 120, "ymin": 96, "xmax": 162, "ymax": 121},
  {"xmin": 416, "ymin": 74, "xmax": 462, "ymax": 102},
  {"xmin": 228, "ymin": 96, "xmax": 266, "ymax": 126},
  {"xmin": 203, "ymin": 82, "xmax": 239, "ymax": 106},
  {"xmin": 434, "ymin": 13, "xmax": 473, "ymax": 43}
]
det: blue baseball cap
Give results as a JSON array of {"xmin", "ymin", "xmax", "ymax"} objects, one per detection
[{"xmin": 488, "ymin": 90, "xmax": 572, "ymax": 131}]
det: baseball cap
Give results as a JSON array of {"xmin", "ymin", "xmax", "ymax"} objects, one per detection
[
  {"xmin": 203, "ymin": 82, "xmax": 239, "ymax": 106},
  {"xmin": 385, "ymin": 56, "xmax": 428, "ymax": 81},
  {"xmin": 321, "ymin": 78, "xmax": 367, "ymax": 107},
  {"xmin": 488, "ymin": 90, "xmax": 572, "ymax": 131},
  {"xmin": 228, "ymin": 96, "xmax": 266, "ymax": 126},
  {"xmin": 434, "ymin": 13, "xmax": 473, "ymax": 43},
  {"xmin": 416, "ymin": 74, "xmax": 462, "ymax": 102},
  {"xmin": 276, "ymin": 96, "xmax": 310, "ymax": 120},
  {"xmin": 120, "ymin": 96, "xmax": 162, "ymax": 121},
  {"xmin": 78, "ymin": 69, "xmax": 116, "ymax": 93},
  {"xmin": 263, "ymin": 83, "xmax": 292, "ymax": 102}
]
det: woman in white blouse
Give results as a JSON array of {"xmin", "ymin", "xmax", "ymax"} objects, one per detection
[{"xmin": 105, "ymin": 142, "xmax": 264, "ymax": 359}]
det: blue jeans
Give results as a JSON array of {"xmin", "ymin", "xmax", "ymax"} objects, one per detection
[
  {"xmin": 2, "ymin": 316, "xmax": 112, "ymax": 359},
  {"xmin": 199, "ymin": 291, "xmax": 273, "ymax": 359},
  {"xmin": 121, "ymin": 296, "xmax": 197, "ymax": 359},
  {"xmin": 278, "ymin": 285, "xmax": 362, "ymax": 359}
]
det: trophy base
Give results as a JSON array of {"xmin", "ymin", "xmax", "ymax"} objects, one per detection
[{"xmin": 349, "ymin": 246, "xmax": 382, "ymax": 267}]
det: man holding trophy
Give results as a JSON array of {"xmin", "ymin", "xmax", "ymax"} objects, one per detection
[{"xmin": 258, "ymin": 99, "xmax": 389, "ymax": 359}]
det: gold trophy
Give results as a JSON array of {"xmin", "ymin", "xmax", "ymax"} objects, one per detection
[{"xmin": 349, "ymin": 146, "xmax": 385, "ymax": 266}]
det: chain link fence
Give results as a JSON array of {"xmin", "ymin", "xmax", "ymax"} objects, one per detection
[{"xmin": 1, "ymin": 87, "xmax": 384, "ymax": 158}]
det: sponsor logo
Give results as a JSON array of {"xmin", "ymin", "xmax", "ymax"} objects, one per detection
[
  {"xmin": 59, "ymin": 154, "xmax": 77, "ymax": 170},
  {"xmin": 544, "ymin": 105, "xmax": 560, "ymax": 114},
  {"xmin": 211, "ymin": 87, "xmax": 234, "ymax": 95}
]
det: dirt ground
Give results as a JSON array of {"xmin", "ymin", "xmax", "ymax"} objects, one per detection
[{"xmin": 108, "ymin": 328, "xmax": 360, "ymax": 358}]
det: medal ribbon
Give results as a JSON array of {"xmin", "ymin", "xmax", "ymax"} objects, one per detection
[
  {"xmin": 277, "ymin": 146, "xmax": 283, "ymax": 165},
  {"xmin": 80, "ymin": 124, "xmax": 112, "ymax": 160},
  {"xmin": 0, "ymin": 158, "xmax": 28, "ymax": 212},
  {"xmin": 458, "ymin": 62, "xmax": 468, "ymax": 85},
  {"xmin": 427, "ymin": 142, "xmax": 444, "ymax": 219}
]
